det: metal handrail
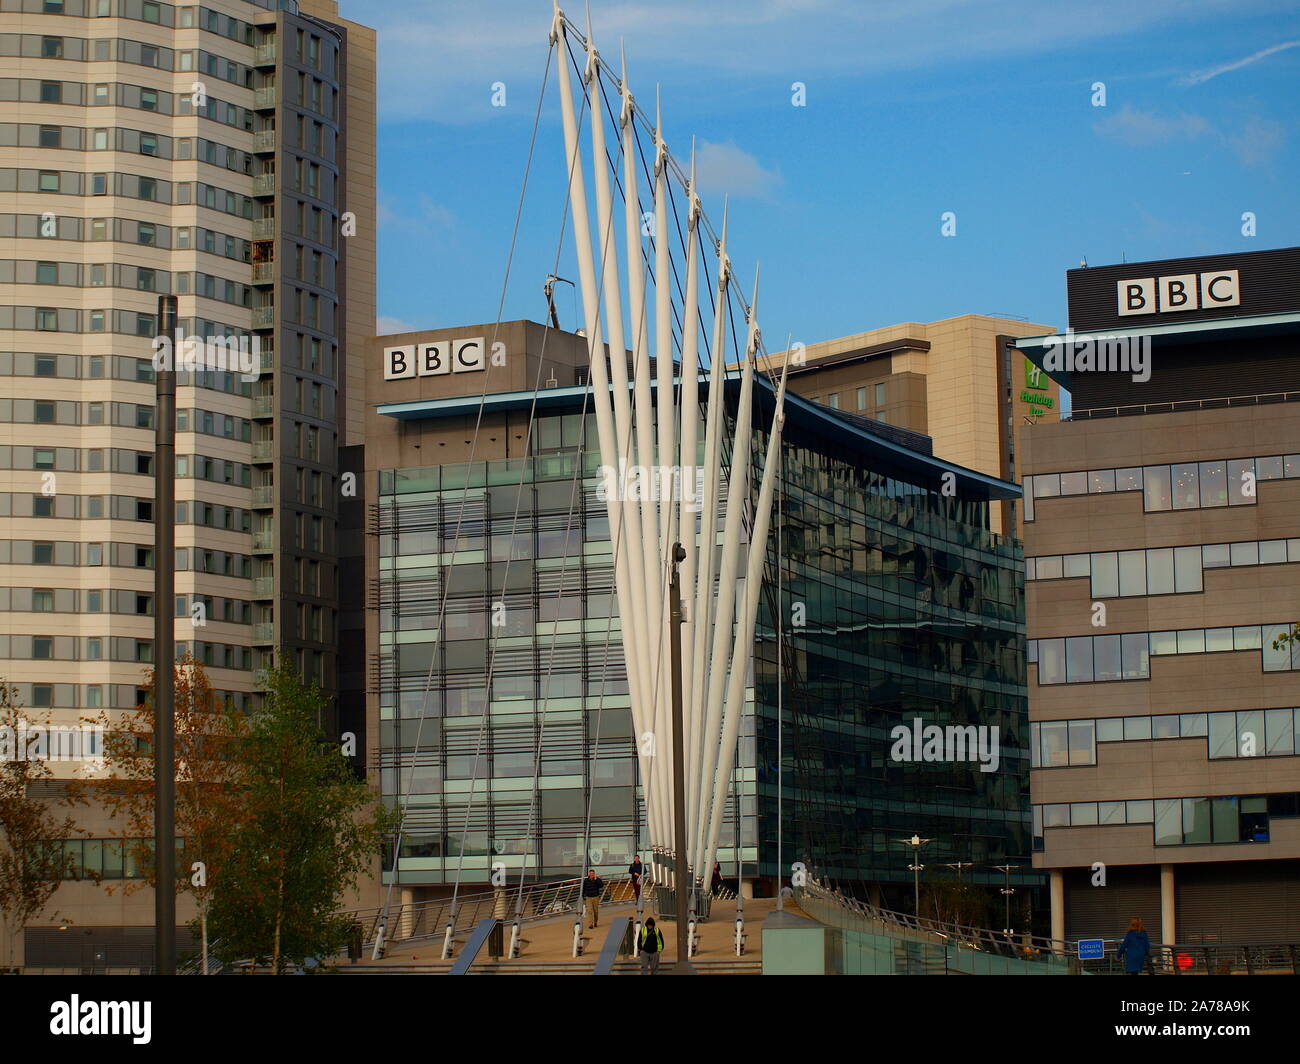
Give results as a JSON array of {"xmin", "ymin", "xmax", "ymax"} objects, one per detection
[
  {"xmin": 344, "ymin": 873, "xmax": 640, "ymax": 951},
  {"xmin": 1065, "ymin": 390, "xmax": 1300, "ymax": 421},
  {"xmin": 798, "ymin": 878, "xmax": 1300, "ymax": 973}
]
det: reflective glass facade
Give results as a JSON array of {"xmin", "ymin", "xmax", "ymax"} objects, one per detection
[{"xmin": 375, "ymin": 395, "xmax": 1031, "ymax": 901}]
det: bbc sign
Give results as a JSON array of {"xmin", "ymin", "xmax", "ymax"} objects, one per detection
[
  {"xmin": 384, "ymin": 337, "xmax": 485, "ymax": 380},
  {"xmin": 1117, "ymin": 271, "xmax": 1239, "ymax": 317}
]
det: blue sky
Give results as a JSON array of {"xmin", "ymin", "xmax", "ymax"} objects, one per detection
[{"xmin": 340, "ymin": 0, "xmax": 1300, "ymax": 349}]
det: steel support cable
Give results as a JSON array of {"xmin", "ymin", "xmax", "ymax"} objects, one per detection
[
  {"xmin": 444, "ymin": 36, "xmax": 604, "ymax": 908},
  {"xmin": 374, "ymin": 41, "xmax": 555, "ymax": 940}
]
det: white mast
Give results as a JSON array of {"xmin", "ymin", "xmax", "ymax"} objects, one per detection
[
  {"xmin": 702, "ymin": 346, "xmax": 791, "ymax": 882},
  {"xmin": 692, "ymin": 266, "xmax": 759, "ymax": 877}
]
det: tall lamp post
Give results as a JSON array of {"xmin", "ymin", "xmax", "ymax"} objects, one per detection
[
  {"xmin": 668, "ymin": 543, "xmax": 694, "ymax": 973},
  {"xmin": 898, "ymin": 835, "xmax": 931, "ymax": 918},
  {"xmin": 153, "ymin": 294, "xmax": 178, "ymax": 974},
  {"xmin": 992, "ymin": 863, "xmax": 1018, "ymax": 935}
]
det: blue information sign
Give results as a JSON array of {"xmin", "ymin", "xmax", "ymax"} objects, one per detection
[{"xmin": 1077, "ymin": 939, "xmax": 1104, "ymax": 959}]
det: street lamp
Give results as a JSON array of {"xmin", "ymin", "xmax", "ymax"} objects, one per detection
[
  {"xmin": 992, "ymin": 863, "xmax": 1018, "ymax": 935},
  {"xmin": 896, "ymin": 835, "xmax": 931, "ymax": 917}
]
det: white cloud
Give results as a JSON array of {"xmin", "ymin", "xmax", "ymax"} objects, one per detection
[
  {"xmin": 1180, "ymin": 39, "xmax": 1300, "ymax": 85},
  {"xmin": 1228, "ymin": 115, "xmax": 1284, "ymax": 166},
  {"xmin": 376, "ymin": 316, "xmax": 419, "ymax": 335},
  {"xmin": 1092, "ymin": 105, "xmax": 1212, "ymax": 146},
  {"xmin": 339, "ymin": 0, "xmax": 1288, "ymax": 123},
  {"xmin": 694, "ymin": 139, "xmax": 782, "ymax": 199}
]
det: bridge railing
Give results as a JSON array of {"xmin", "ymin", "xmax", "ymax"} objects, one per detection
[
  {"xmin": 798, "ymin": 879, "xmax": 1300, "ymax": 975},
  {"xmin": 345, "ymin": 873, "xmax": 640, "ymax": 951}
]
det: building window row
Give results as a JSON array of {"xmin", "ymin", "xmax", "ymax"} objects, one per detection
[
  {"xmin": 0, "ymin": 585, "xmax": 250, "ymax": 622},
  {"xmin": 1032, "ymin": 707, "xmax": 1300, "ymax": 767},
  {"xmin": 0, "ymin": 76, "xmax": 253, "ymax": 130},
  {"xmin": 1032, "ymin": 793, "xmax": 1298, "ymax": 849},
  {"xmin": 2, "ymin": 169, "xmax": 255, "ymax": 219},
  {"xmin": 0, "ymin": 444, "xmax": 251, "ymax": 486},
  {"xmin": 3, "ymin": 633, "xmax": 155, "ymax": 662},
  {"xmin": 34, "ymin": 838, "xmax": 181, "ymax": 883},
  {"xmin": 1, "ymin": 261, "xmax": 254, "ymax": 307},
  {"xmin": 0, "ymin": 397, "xmax": 252, "ymax": 439},
  {"xmin": 1024, "ymin": 453, "xmax": 1300, "ymax": 521},
  {"xmin": 0, "ymin": 539, "xmax": 251, "ymax": 576},
  {"xmin": 7, "ymin": 680, "xmax": 251, "ymax": 712},
  {"xmin": 1028, "ymin": 538, "xmax": 1300, "ymax": 597},
  {"xmin": 0, "ymin": 306, "xmax": 252, "ymax": 340},
  {"xmin": 2, "ymin": 213, "xmax": 253, "ymax": 262},
  {"xmin": 2, "ymin": 125, "xmax": 257, "ymax": 178},
  {"xmin": 1, "ymin": 492, "xmax": 253, "ymax": 531},
  {"xmin": 1029, "ymin": 623, "xmax": 1300, "ymax": 683},
  {"xmin": 3, "ymin": 34, "xmax": 258, "ymax": 88}
]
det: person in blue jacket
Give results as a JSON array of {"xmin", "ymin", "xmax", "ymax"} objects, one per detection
[{"xmin": 1117, "ymin": 917, "xmax": 1150, "ymax": 974}]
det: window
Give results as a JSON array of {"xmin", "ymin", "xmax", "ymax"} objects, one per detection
[
  {"xmin": 1143, "ymin": 465, "xmax": 1171, "ymax": 511},
  {"xmin": 143, "ymin": 1, "xmax": 161, "ymax": 23},
  {"xmin": 40, "ymin": 81, "xmax": 62, "ymax": 103},
  {"xmin": 42, "ymin": 37, "xmax": 64, "ymax": 59},
  {"xmin": 37, "ymin": 308, "xmax": 59, "ymax": 331},
  {"xmin": 39, "ymin": 125, "xmax": 61, "ymax": 148},
  {"xmin": 92, "ymin": 173, "xmax": 108, "ymax": 195},
  {"xmin": 39, "ymin": 171, "xmax": 60, "ymax": 193},
  {"xmin": 141, "ymin": 89, "xmax": 159, "ymax": 112}
]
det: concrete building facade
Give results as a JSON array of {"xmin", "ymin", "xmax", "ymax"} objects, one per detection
[
  {"xmin": 1020, "ymin": 247, "xmax": 1300, "ymax": 946},
  {"xmin": 0, "ymin": 0, "xmax": 376, "ymax": 967}
]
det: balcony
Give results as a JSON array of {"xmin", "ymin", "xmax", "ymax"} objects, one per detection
[
  {"xmin": 251, "ymin": 484, "xmax": 274, "ymax": 507},
  {"xmin": 252, "ymin": 622, "xmax": 275, "ymax": 643},
  {"xmin": 251, "ymin": 395, "xmax": 275, "ymax": 418},
  {"xmin": 253, "ymin": 128, "xmax": 276, "ymax": 153},
  {"xmin": 252, "ymin": 173, "xmax": 276, "ymax": 196},
  {"xmin": 255, "ymin": 41, "xmax": 277, "ymax": 65},
  {"xmin": 251, "ymin": 576, "xmax": 275, "ymax": 597},
  {"xmin": 256, "ymin": 349, "xmax": 274, "ymax": 374},
  {"xmin": 252, "ymin": 261, "xmax": 275, "ymax": 284},
  {"xmin": 251, "ymin": 439, "xmax": 275, "ymax": 462},
  {"xmin": 252, "ymin": 529, "xmax": 275, "ymax": 552},
  {"xmin": 253, "ymin": 86, "xmax": 277, "ymax": 110},
  {"xmin": 252, "ymin": 305, "xmax": 275, "ymax": 329},
  {"xmin": 252, "ymin": 216, "xmax": 276, "ymax": 239}
]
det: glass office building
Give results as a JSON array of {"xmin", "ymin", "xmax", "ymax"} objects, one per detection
[{"xmin": 368, "ymin": 355, "xmax": 1034, "ymax": 908}]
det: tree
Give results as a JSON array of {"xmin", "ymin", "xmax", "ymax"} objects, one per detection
[
  {"xmin": 0, "ymin": 682, "xmax": 84, "ymax": 970},
  {"xmin": 205, "ymin": 663, "xmax": 393, "ymax": 973},
  {"xmin": 919, "ymin": 871, "xmax": 996, "ymax": 930},
  {"xmin": 94, "ymin": 656, "xmax": 251, "ymax": 974}
]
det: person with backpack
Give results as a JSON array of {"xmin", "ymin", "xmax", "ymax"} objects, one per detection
[
  {"xmin": 1117, "ymin": 917, "xmax": 1151, "ymax": 975},
  {"xmin": 582, "ymin": 868, "xmax": 604, "ymax": 928},
  {"xmin": 639, "ymin": 917, "xmax": 665, "ymax": 974}
]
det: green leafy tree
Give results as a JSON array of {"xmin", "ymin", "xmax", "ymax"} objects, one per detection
[
  {"xmin": 0, "ymin": 682, "xmax": 84, "ymax": 970},
  {"xmin": 205, "ymin": 663, "xmax": 392, "ymax": 973},
  {"xmin": 93, "ymin": 656, "xmax": 251, "ymax": 973}
]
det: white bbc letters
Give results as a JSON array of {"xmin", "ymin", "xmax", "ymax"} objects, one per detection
[
  {"xmin": 384, "ymin": 337, "xmax": 487, "ymax": 381},
  {"xmin": 1117, "ymin": 270, "xmax": 1239, "ymax": 316},
  {"xmin": 383, "ymin": 345, "xmax": 416, "ymax": 380},
  {"xmin": 418, "ymin": 341, "xmax": 450, "ymax": 376},
  {"xmin": 453, "ymin": 337, "xmax": 486, "ymax": 373}
]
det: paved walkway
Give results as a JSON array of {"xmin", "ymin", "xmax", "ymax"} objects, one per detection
[{"xmin": 359, "ymin": 896, "xmax": 780, "ymax": 971}]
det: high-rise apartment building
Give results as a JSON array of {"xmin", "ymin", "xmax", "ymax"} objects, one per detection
[
  {"xmin": 759, "ymin": 315, "xmax": 1059, "ymax": 536},
  {"xmin": 0, "ymin": 0, "xmax": 375, "ymax": 967},
  {"xmin": 1021, "ymin": 247, "xmax": 1300, "ymax": 946}
]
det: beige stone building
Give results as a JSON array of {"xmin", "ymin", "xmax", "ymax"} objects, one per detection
[
  {"xmin": 0, "ymin": 0, "xmax": 375, "ymax": 967},
  {"xmin": 758, "ymin": 314, "xmax": 1058, "ymax": 536}
]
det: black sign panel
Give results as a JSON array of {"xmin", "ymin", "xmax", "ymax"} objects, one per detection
[{"xmin": 1066, "ymin": 246, "xmax": 1300, "ymax": 332}]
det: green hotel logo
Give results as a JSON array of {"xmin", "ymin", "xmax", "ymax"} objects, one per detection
[
  {"xmin": 1021, "ymin": 357, "xmax": 1053, "ymax": 412},
  {"xmin": 1024, "ymin": 358, "xmax": 1048, "ymax": 391}
]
